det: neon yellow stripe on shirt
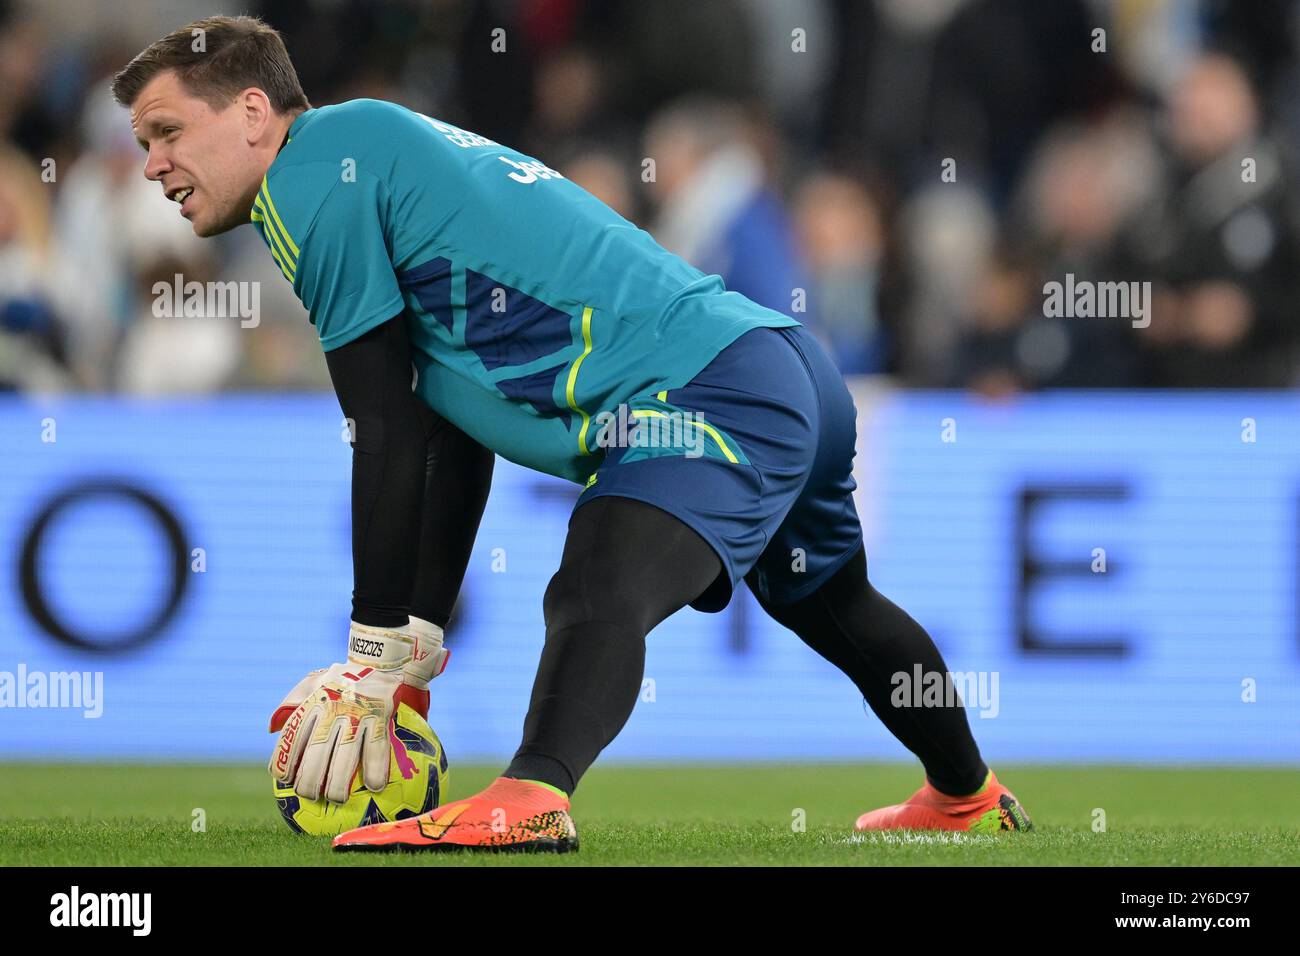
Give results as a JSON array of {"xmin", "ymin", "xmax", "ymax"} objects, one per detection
[
  {"xmin": 566, "ymin": 307, "xmax": 595, "ymax": 455},
  {"xmin": 253, "ymin": 196, "xmax": 296, "ymax": 281},
  {"xmin": 251, "ymin": 210, "xmax": 295, "ymax": 281},
  {"xmin": 259, "ymin": 178, "xmax": 300, "ymax": 258}
]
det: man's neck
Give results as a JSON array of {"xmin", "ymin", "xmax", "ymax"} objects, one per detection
[{"xmin": 277, "ymin": 109, "xmax": 305, "ymax": 153}]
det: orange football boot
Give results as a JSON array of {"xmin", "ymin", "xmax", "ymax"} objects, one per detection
[
  {"xmin": 333, "ymin": 776, "xmax": 578, "ymax": 853},
  {"xmin": 854, "ymin": 770, "xmax": 1033, "ymax": 833}
]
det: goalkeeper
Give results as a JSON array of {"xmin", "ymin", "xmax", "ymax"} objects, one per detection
[{"xmin": 113, "ymin": 16, "xmax": 1031, "ymax": 852}]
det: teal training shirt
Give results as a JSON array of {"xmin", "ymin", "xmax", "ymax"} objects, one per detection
[{"xmin": 251, "ymin": 99, "xmax": 799, "ymax": 484}]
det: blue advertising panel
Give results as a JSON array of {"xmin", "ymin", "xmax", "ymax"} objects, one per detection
[{"xmin": 0, "ymin": 391, "xmax": 1297, "ymax": 764}]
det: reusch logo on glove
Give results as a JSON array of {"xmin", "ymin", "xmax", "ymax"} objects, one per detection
[{"xmin": 272, "ymin": 707, "xmax": 304, "ymax": 776}]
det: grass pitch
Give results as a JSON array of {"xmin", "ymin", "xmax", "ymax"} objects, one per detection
[{"xmin": 1, "ymin": 763, "xmax": 1296, "ymax": 866}]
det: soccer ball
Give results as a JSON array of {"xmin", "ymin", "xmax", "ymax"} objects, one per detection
[{"xmin": 273, "ymin": 703, "xmax": 449, "ymax": 836}]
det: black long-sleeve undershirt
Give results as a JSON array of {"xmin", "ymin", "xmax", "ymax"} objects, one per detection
[
  {"xmin": 324, "ymin": 311, "xmax": 494, "ymax": 629},
  {"xmin": 411, "ymin": 406, "xmax": 494, "ymax": 627}
]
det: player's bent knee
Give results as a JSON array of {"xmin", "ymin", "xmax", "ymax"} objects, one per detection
[{"xmin": 543, "ymin": 565, "xmax": 656, "ymax": 636}]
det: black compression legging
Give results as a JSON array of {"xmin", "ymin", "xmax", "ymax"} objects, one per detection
[
  {"xmin": 504, "ymin": 497, "xmax": 722, "ymax": 795},
  {"xmin": 748, "ymin": 548, "xmax": 988, "ymax": 797},
  {"xmin": 505, "ymin": 497, "xmax": 987, "ymax": 797}
]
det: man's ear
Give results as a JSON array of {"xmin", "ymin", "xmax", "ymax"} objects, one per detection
[{"xmin": 239, "ymin": 87, "xmax": 274, "ymax": 143}]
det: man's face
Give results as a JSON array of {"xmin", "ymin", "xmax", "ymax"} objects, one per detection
[
  {"xmin": 130, "ymin": 70, "xmax": 271, "ymax": 236},
  {"xmin": 1167, "ymin": 56, "xmax": 1257, "ymax": 166}
]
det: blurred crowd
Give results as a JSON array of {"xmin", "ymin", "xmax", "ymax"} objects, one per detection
[{"xmin": 2, "ymin": 0, "xmax": 1299, "ymax": 395}]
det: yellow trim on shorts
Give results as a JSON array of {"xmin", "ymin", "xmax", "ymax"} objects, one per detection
[{"xmin": 630, "ymin": 409, "xmax": 740, "ymax": 464}]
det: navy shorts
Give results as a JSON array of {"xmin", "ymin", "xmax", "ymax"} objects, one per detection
[{"xmin": 575, "ymin": 323, "xmax": 864, "ymax": 612}]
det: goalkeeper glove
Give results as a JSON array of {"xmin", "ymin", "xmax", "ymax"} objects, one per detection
[{"xmin": 268, "ymin": 617, "xmax": 449, "ymax": 803}]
